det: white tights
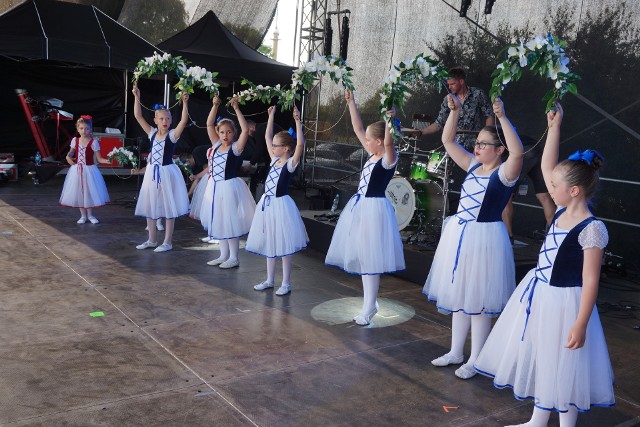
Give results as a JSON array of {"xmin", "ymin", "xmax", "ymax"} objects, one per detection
[
  {"xmin": 360, "ymin": 274, "xmax": 380, "ymax": 315},
  {"xmin": 449, "ymin": 312, "xmax": 492, "ymax": 367},
  {"xmin": 218, "ymin": 238, "xmax": 239, "ymax": 262},
  {"xmin": 265, "ymin": 256, "xmax": 292, "ymax": 284},
  {"xmin": 509, "ymin": 402, "xmax": 578, "ymax": 427}
]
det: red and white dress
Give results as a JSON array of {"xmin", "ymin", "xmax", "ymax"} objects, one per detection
[{"xmin": 60, "ymin": 137, "xmax": 110, "ymax": 208}]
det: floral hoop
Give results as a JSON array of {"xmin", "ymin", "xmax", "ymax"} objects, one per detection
[
  {"xmin": 380, "ymin": 53, "xmax": 449, "ymax": 139},
  {"xmin": 292, "ymin": 55, "xmax": 355, "ymax": 93},
  {"xmin": 490, "ymin": 33, "xmax": 580, "ymax": 112},
  {"xmin": 132, "ymin": 51, "xmax": 188, "ymax": 83},
  {"xmin": 107, "ymin": 146, "xmax": 137, "ymax": 168},
  {"xmin": 233, "ymin": 79, "xmax": 296, "ymax": 110},
  {"xmin": 175, "ymin": 65, "xmax": 220, "ymax": 99}
]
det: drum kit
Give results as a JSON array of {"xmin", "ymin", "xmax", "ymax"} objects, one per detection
[{"xmin": 385, "ymin": 116, "xmax": 452, "ymax": 246}]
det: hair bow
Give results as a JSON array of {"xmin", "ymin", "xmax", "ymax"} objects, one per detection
[
  {"xmin": 80, "ymin": 115, "xmax": 92, "ymax": 120},
  {"xmin": 153, "ymin": 104, "xmax": 167, "ymax": 110},
  {"xmin": 288, "ymin": 127, "xmax": 297, "ymax": 138},
  {"xmin": 567, "ymin": 149, "xmax": 604, "ymax": 165},
  {"xmin": 215, "ymin": 115, "xmax": 224, "ymax": 124}
]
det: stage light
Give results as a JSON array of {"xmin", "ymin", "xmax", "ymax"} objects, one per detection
[
  {"xmin": 323, "ymin": 17, "xmax": 333, "ymax": 57},
  {"xmin": 484, "ymin": 0, "xmax": 496, "ymax": 14},
  {"xmin": 339, "ymin": 15, "xmax": 350, "ymax": 60},
  {"xmin": 460, "ymin": 0, "xmax": 472, "ymax": 17}
]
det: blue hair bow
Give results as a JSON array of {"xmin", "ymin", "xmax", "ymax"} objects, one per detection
[
  {"xmin": 215, "ymin": 115, "xmax": 223, "ymax": 124},
  {"xmin": 288, "ymin": 127, "xmax": 297, "ymax": 138},
  {"xmin": 567, "ymin": 149, "xmax": 604, "ymax": 165},
  {"xmin": 154, "ymin": 104, "xmax": 167, "ymax": 110}
]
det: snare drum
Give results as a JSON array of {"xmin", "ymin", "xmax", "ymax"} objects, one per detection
[{"xmin": 385, "ymin": 177, "xmax": 448, "ymax": 230}]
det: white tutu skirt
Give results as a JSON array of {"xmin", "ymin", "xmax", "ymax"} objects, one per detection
[
  {"xmin": 474, "ymin": 271, "xmax": 615, "ymax": 412},
  {"xmin": 245, "ymin": 194, "xmax": 309, "ymax": 257},
  {"xmin": 325, "ymin": 196, "xmax": 405, "ymax": 275},
  {"xmin": 199, "ymin": 177, "xmax": 256, "ymax": 239},
  {"xmin": 59, "ymin": 164, "xmax": 110, "ymax": 208},
  {"xmin": 134, "ymin": 164, "xmax": 189, "ymax": 219},
  {"xmin": 423, "ymin": 219, "xmax": 515, "ymax": 315},
  {"xmin": 189, "ymin": 175, "xmax": 209, "ymax": 220}
]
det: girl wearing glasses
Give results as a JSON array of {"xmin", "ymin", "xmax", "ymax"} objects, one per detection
[
  {"xmin": 245, "ymin": 105, "xmax": 308, "ymax": 296},
  {"xmin": 475, "ymin": 104, "xmax": 613, "ymax": 427},
  {"xmin": 325, "ymin": 90, "xmax": 405, "ymax": 326},
  {"xmin": 199, "ymin": 96, "xmax": 256, "ymax": 269},
  {"xmin": 423, "ymin": 95, "xmax": 523, "ymax": 379}
]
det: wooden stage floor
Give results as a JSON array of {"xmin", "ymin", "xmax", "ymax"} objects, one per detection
[{"xmin": 0, "ymin": 175, "xmax": 639, "ymax": 426}]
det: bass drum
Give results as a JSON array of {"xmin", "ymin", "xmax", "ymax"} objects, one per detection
[{"xmin": 385, "ymin": 177, "xmax": 448, "ymax": 230}]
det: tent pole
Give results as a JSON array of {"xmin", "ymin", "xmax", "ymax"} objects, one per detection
[
  {"xmin": 123, "ymin": 70, "xmax": 128, "ymax": 137},
  {"xmin": 164, "ymin": 74, "xmax": 169, "ymax": 106}
]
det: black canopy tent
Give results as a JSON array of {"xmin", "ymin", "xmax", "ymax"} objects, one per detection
[
  {"xmin": 0, "ymin": 0, "xmax": 159, "ymax": 159},
  {"xmin": 154, "ymin": 11, "xmax": 296, "ymax": 155},
  {"xmin": 158, "ymin": 10, "xmax": 294, "ymax": 87}
]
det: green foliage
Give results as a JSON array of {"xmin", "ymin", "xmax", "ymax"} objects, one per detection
[
  {"xmin": 257, "ymin": 44, "xmax": 274, "ymax": 59},
  {"xmin": 223, "ymin": 22, "xmax": 263, "ymax": 48},
  {"xmin": 379, "ymin": 54, "xmax": 450, "ymax": 139},
  {"xmin": 234, "ymin": 79, "xmax": 299, "ymax": 111},
  {"xmin": 122, "ymin": 0, "xmax": 188, "ymax": 45}
]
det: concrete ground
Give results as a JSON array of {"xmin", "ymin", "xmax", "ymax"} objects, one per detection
[{"xmin": 0, "ymin": 175, "xmax": 639, "ymax": 426}]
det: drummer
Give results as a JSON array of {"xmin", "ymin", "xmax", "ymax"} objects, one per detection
[{"xmin": 412, "ymin": 67, "xmax": 493, "ymax": 150}]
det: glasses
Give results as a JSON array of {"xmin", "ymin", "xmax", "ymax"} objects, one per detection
[{"xmin": 474, "ymin": 140, "xmax": 502, "ymax": 150}]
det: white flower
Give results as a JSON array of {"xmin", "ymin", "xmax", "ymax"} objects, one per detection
[
  {"xmin": 508, "ymin": 42, "xmax": 528, "ymax": 67},
  {"xmin": 547, "ymin": 56, "xmax": 569, "ymax": 80},
  {"xmin": 525, "ymin": 35, "xmax": 548, "ymax": 51},
  {"xmin": 387, "ymin": 67, "xmax": 402, "ymax": 84},
  {"xmin": 502, "ymin": 74, "xmax": 511, "ymax": 85},
  {"xmin": 497, "ymin": 63, "xmax": 505, "ymax": 70},
  {"xmin": 555, "ymin": 80, "xmax": 564, "ymax": 89}
]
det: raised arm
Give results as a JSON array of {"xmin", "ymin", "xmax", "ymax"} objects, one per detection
[
  {"xmin": 345, "ymin": 90, "xmax": 368, "ymax": 149},
  {"xmin": 291, "ymin": 105, "xmax": 305, "ymax": 167},
  {"xmin": 442, "ymin": 94, "xmax": 473, "ymax": 170},
  {"xmin": 206, "ymin": 95, "xmax": 221, "ymax": 143},
  {"xmin": 132, "ymin": 85, "xmax": 152, "ymax": 135},
  {"xmin": 383, "ymin": 108, "xmax": 398, "ymax": 166},
  {"xmin": 541, "ymin": 103, "xmax": 563, "ymax": 192},
  {"xmin": 265, "ymin": 105, "xmax": 276, "ymax": 161},
  {"xmin": 232, "ymin": 96, "xmax": 249, "ymax": 152},
  {"xmin": 494, "ymin": 98, "xmax": 523, "ymax": 182},
  {"xmin": 173, "ymin": 92, "xmax": 190, "ymax": 140}
]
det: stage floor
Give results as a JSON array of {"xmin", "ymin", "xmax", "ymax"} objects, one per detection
[{"xmin": 0, "ymin": 176, "xmax": 639, "ymax": 426}]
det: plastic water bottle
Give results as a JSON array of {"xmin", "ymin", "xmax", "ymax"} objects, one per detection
[
  {"xmin": 34, "ymin": 151, "xmax": 42, "ymax": 166},
  {"xmin": 330, "ymin": 194, "xmax": 340, "ymax": 213}
]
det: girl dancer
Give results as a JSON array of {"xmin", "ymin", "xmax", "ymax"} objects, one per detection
[
  {"xmin": 200, "ymin": 97, "xmax": 256, "ymax": 268},
  {"xmin": 246, "ymin": 105, "xmax": 308, "ymax": 296},
  {"xmin": 423, "ymin": 95, "xmax": 523, "ymax": 379},
  {"xmin": 60, "ymin": 116, "xmax": 111, "ymax": 223},
  {"xmin": 131, "ymin": 86, "xmax": 190, "ymax": 252},
  {"xmin": 325, "ymin": 90, "xmax": 405, "ymax": 325},
  {"xmin": 474, "ymin": 104, "xmax": 614, "ymax": 427}
]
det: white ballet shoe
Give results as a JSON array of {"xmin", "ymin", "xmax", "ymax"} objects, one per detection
[
  {"xmin": 219, "ymin": 259, "xmax": 239, "ymax": 269},
  {"xmin": 454, "ymin": 363, "xmax": 477, "ymax": 380},
  {"xmin": 431, "ymin": 353, "xmax": 464, "ymax": 367},
  {"xmin": 254, "ymin": 281, "xmax": 274, "ymax": 291},
  {"xmin": 153, "ymin": 243, "xmax": 172, "ymax": 253},
  {"xmin": 275, "ymin": 283, "xmax": 291, "ymax": 296},
  {"xmin": 135, "ymin": 241, "xmax": 157, "ymax": 250},
  {"xmin": 354, "ymin": 304, "xmax": 378, "ymax": 326},
  {"xmin": 77, "ymin": 217, "xmax": 87, "ymax": 224},
  {"xmin": 207, "ymin": 257, "xmax": 226, "ymax": 266},
  {"xmin": 88, "ymin": 216, "xmax": 99, "ymax": 224}
]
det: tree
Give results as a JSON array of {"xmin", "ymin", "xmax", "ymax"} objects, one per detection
[
  {"xmin": 118, "ymin": 0, "xmax": 188, "ymax": 45},
  {"xmin": 223, "ymin": 22, "xmax": 263, "ymax": 49},
  {"xmin": 257, "ymin": 44, "xmax": 274, "ymax": 59}
]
